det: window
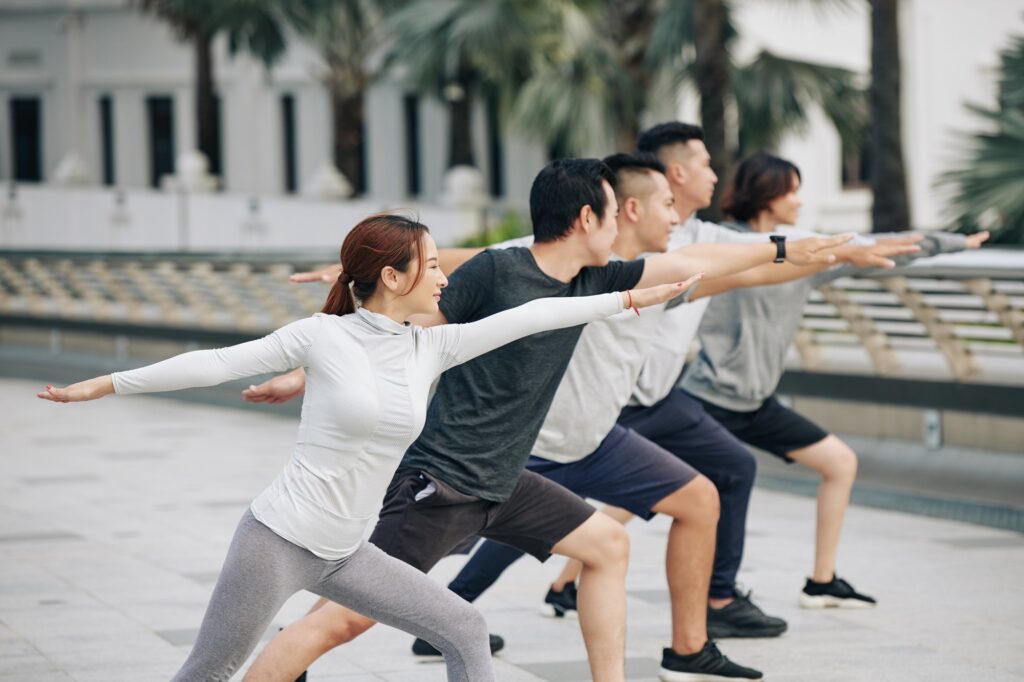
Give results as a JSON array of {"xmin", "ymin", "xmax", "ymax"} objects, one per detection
[
  {"xmin": 403, "ymin": 93, "xmax": 421, "ymax": 197},
  {"xmin": 99, "ymin": 95, "xmax": 115, "ymax": 186},
  {"xmin": 485, "ymin": 92, "xmax": 504, "ymax": 198},
  {"xmin": 280, "ymin": 94, "xmax": 297, "ymax": 194},
  {"xmin": 145, "ymin": 96, "xmax": 175, "ymax": 188},
  {"xmin": 10, "ymin": 97, "xmax": 42, "ymax": 182},
  {"xmin": 841, "ymin": 132, "xmax": 872, "ymax": 190}
]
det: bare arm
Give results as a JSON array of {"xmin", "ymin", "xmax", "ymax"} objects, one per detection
[
  {"xmin": 690, "ymin": 237, "xmax": 924, "ymax": 300},
  {"xmin": 635, "ymin": 233, "xmax": 852, "ymax": 288}
]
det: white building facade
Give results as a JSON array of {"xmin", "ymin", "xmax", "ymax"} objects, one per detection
[{"xmin": 1, "ymin": 0, "xmax": 1022, "ymax": 241}]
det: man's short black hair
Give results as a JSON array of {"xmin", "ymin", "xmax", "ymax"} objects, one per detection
[
  {"xmin": 529, "ymin": 158, "xmax": 617, "ymax": 243},
  {"xmin": 636, "ymin": 122, "xmax": 705, "ymax": 156},
  {"xmin": 603, "ymin": 152, "xmax": 667, "ymax": 176}
]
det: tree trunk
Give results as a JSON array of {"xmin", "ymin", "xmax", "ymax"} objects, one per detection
[
  {"xmin": 693, "ymin": 0, "xmax": 730, "ymax": 221},
  {"xmin": 332, "ymin": 88, "xmax": 366, "ymax": 195},
  {"xmin": 448, "ymin": 62, "xmax": 476, "ymax": 168},
  {"xmin": 870, "ymin": 0, "xmax": 911, "ymax": 232},
  {"xmin": 195, "ymin": 32, "xmax": 219, "ymax": 176}
]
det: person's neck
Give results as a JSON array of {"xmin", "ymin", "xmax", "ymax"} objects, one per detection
[
  {"xmin": 360, "ymin": 297, "xmax": 410, "ymax": 325},
  {"xmin": 529, "ymin": 240, "xmax": 593, "ymax": 283},
  {"xmin": 611, "ymin": 225, "xmax": 643, "ymax": 260},
  {"xmin": 747, "ymin": 212, "xmax": 780, "ymax": 233},
  {"xmin": 671, "ymin": 190, "xmax": 701, "ymax": 224}
]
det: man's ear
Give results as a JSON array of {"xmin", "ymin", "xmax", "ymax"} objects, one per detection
[
  {"xmin": 576, "ymin": 204, "xmax": 594, "ymax": 233},
  {"xmin": 667, "ymin": 161, "xmax": 687, "ymax": 187},
  {"xmin": 622, "ymin": 196, "xmax": 641, "ymax": 223}
]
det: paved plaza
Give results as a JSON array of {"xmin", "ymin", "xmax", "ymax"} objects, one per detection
[{"xmin": 1, "ymin": 377, "xmax": 1022, "ymax": 681}]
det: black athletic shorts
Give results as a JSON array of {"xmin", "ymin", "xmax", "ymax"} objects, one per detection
[
  {"xmin": 693, "ymin": 393, "xmax": 830, "ymax": 462},
  {"xmin": 368, "ymin": 468, "xmax": 596, "ymax": 573}
]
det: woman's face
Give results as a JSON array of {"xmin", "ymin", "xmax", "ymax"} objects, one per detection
[
  {"xmin": 398, "ymin": 233, "xmax": 448, "ymax": 315},
  {"xmin": 766, "ymin": 174, "xmax": 803, "ymax": 226}
]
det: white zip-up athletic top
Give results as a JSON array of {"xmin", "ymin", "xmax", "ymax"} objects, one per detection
[{"xmin": 111, "ymin": 296, "xmax": 623, "ymax": 559}]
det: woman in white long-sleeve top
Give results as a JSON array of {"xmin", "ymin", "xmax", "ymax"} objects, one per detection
[{"xmin": 37, "ymin": 214, "xmax": 696, "ymax": 682}]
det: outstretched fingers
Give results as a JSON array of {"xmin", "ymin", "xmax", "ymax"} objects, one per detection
[{"xmin": 36, "ymin": 385, "xmax": 69, "ymax": 402}]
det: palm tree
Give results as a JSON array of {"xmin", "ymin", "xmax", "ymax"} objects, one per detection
[
  {"xmin": 377, "ymin": 0, "xmax": 558, "ymax": 168},
  {"xmin": 285, "ymin": 0, "xmax": 395, "ymax": 195},
  {"xmin": 139, "ymin": 0, "xmax": 289, "ymax": 181},
  {"xmin": 869, "ymin": 0, "xmax": 911, "ymax": 232},
  {"xmin": 939, "ymin": 34, "xmax": 1024, "ymax": 244}
]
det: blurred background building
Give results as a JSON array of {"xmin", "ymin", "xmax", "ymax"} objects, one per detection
[{"xmin": 1, "ymin": 0, "xmax": 1023, "ymax": 249}]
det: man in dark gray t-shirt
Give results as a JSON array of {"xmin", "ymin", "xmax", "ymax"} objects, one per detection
[{"xmin": 402, "ymin": 246, "xmax": 643, "ymax": 500}]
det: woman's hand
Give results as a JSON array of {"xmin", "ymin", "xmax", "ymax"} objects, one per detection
[
  {"xmin": 965, "ymin": 230, "xmax": 990, "ymax": 249},
  {"xmin": 37, "ymin": 376, "xmax": 115, "ymax": 403},
  {"xmin": 242, "ymin": 368, "xmax": 306, "ymax": 404},
  {"xmin": 624, "ymin": 273, "xmax": 704, "ymax": 311}
]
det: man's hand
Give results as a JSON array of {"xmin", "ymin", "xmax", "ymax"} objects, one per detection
[
  {"xmin": 965, "ymin": 230, "xmax": 991, "ymax": 249},
  {"xmin": 242, "ymin": 369, "xmax": 306, "ymax": 404},
  {"xmin": 833, "ymin": 235, "xmax": 923, "ymax": 269},
  {"xmin": 784, "ymin": 233, "xmax": 855, "ymax": 266},
  {"xmin": 290, "ymin": 264, "xmax": 342, "ymax": 283}
]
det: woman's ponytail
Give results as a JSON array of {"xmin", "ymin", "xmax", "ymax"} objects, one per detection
[{"xmin": 321, "ymin": 271, "xmax": 356, "ymax": 316}]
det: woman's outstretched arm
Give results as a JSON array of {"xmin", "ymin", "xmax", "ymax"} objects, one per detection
[{"xmin": 38, "ymin": 316, "xmax": 323, "ymax": 403}]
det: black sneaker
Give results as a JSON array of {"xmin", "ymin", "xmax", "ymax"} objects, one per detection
[
  {"xmin": 411, "ymin": 633, "xmax": 505, "ymax": 657},
  {"xmin": 541, "ymin": 583, "xmax": 578, "ymax": 619},
  {"xmin": 708, "ymin": 591, "xmax": 787, "ymax": 638},
  {"xmin": 294, "ymin": 673, "xmax": 306, "ymax": 682},
  {"xmin": 800, "ymin": 574, "xmax": 876, "ymax": 609},
  {"xmin": 659, "ymin": 641, "xmax": 764, "ymax": 681}
]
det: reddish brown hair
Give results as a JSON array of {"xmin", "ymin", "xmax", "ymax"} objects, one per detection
[
  {"xmin": 721, "ymin": 151, "xmax": 802, "ymax": 222},
  {"xmin": 321, "ymin": 214, "xmax": 430, "ymax": 316}
]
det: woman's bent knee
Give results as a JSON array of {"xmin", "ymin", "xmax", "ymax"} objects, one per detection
[{"xmin": 320, "ymin": 610, "xmax": 376, "ymax": 648}]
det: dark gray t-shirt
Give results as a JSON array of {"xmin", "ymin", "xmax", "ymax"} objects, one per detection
[{"xmin": 401, "ymin": 247, "xmax": 645, "ymax": 501}]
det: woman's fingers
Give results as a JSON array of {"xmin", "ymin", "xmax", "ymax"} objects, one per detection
[{"xmin": 37, "ymin": 385, "xmax": 68, "ymax": 402}]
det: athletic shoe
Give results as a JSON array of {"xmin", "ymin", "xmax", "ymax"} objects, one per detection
[
  {"xmin": 294, "ymin": 673, "xmax": 306, "ymax": 682},
  {"xmin": 799, "ymin": 574, "xmax": 877, "ymax": 609},
  {"xmin": 541, "ymin": 582, "xmax": 578, "ymax": 619},
  {"xmin": 708, "ymin": 591, "xmax": 787, "ymax": 638},
  {"xmin": 411, "ymin": 633, "xmax": 505, "ymax": 657},
  {"xmin": 659, "ymin": 641, "xmax": 764, "ymax": 681}
]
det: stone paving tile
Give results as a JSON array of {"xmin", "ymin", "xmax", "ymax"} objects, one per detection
[{"xmin": 3, "ymin": 378, "xmax": 1024, "ymax": 681}]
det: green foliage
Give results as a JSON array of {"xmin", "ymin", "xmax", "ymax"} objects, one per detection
[
  {"xmin": 940, "ymin": 35, "xmax": 1024, "ymax": 244},
  {"xmin": 139, "ymin": 0, "xmax": 290, "ymax": 67},
  {"xmin": 456, "ymin": 211, "xmax": 532, "ymax": 247}
]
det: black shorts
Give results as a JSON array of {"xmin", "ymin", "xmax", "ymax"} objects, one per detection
[
  {"xmin": 368, "ymin": 468, "xmax": 596, "ymax": 573},
  {"xmin": 693, "ymin": 394, "xmax": 830, "ymax": 462}
]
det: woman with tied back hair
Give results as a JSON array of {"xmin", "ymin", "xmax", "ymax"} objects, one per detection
[
  {"xmin": 37, "ymin": 214, "xmax": 697, "ymax": 681},
  {"xmin": 680, "ymin": 151, "xmax": 987, "ymax": 609}
]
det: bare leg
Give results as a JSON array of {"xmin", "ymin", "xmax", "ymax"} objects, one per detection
[
  {"xmin": 787, "ymin": 434, "xmax": 858, "ymax": 582},
  {"xmin": 552, "ymin": 505, "xmax": 634, "ymax": 590},
  {"xmin": 243, "ymin": 602, "xmax": 376, "ymax": 682},
  {"xmin": 649, "ymin": 476, "xmax": 720, "ymax": 655},
  {"xmin": 550, "ymin": 511, "xmax": 631, "ymax": 682}
]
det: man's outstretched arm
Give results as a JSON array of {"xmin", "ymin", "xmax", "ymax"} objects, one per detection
[{"xmin": 635, "ymin": 233, "xmax": 853, "ymax": 288}]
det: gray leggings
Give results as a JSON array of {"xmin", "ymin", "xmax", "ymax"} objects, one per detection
[{"xmin": 171, "ymin": 510, "xmax": 494, "ymax": 682}]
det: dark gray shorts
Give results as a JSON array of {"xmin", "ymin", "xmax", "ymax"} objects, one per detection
[
  {"xmin": 695, "ymin": 394, "xmax": 830, "ymax": 461},
  {"xmin": 368, "ymin": 468, "xmax": 596, "ymax": 573}
]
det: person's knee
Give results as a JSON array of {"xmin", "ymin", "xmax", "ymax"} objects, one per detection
[
  {"xmin": 592, "ymin": 519, "xmax": 631, "ymax": 568},
  {"xmin": 735, "ymin": 448, "xmax": 757, "ymax": 484},
  {"xmin": 320, "ymin": 611, "xmax": 376, "ymax": 648},
  {"xmin": 690, "ymin": 475, "xmax": 721, "ymax": 522},
  {"xmin": 827, "ymin": 442, "xmax": 858, "ymax": 482}
]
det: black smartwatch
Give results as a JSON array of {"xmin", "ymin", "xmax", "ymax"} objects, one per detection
[{"xmin": 769, "ymin": 235, "xmax": 786, "ymax": 263}]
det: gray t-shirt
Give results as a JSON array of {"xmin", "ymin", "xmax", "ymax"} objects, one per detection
[{"xmin": 401, "ymin": 247, "xmax": 645, "ymax": 501}]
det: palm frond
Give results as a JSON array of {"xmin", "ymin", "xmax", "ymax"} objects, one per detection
[{"xmin": 732, "ymin": 50, "xmax": 866, "ymax": 154}]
